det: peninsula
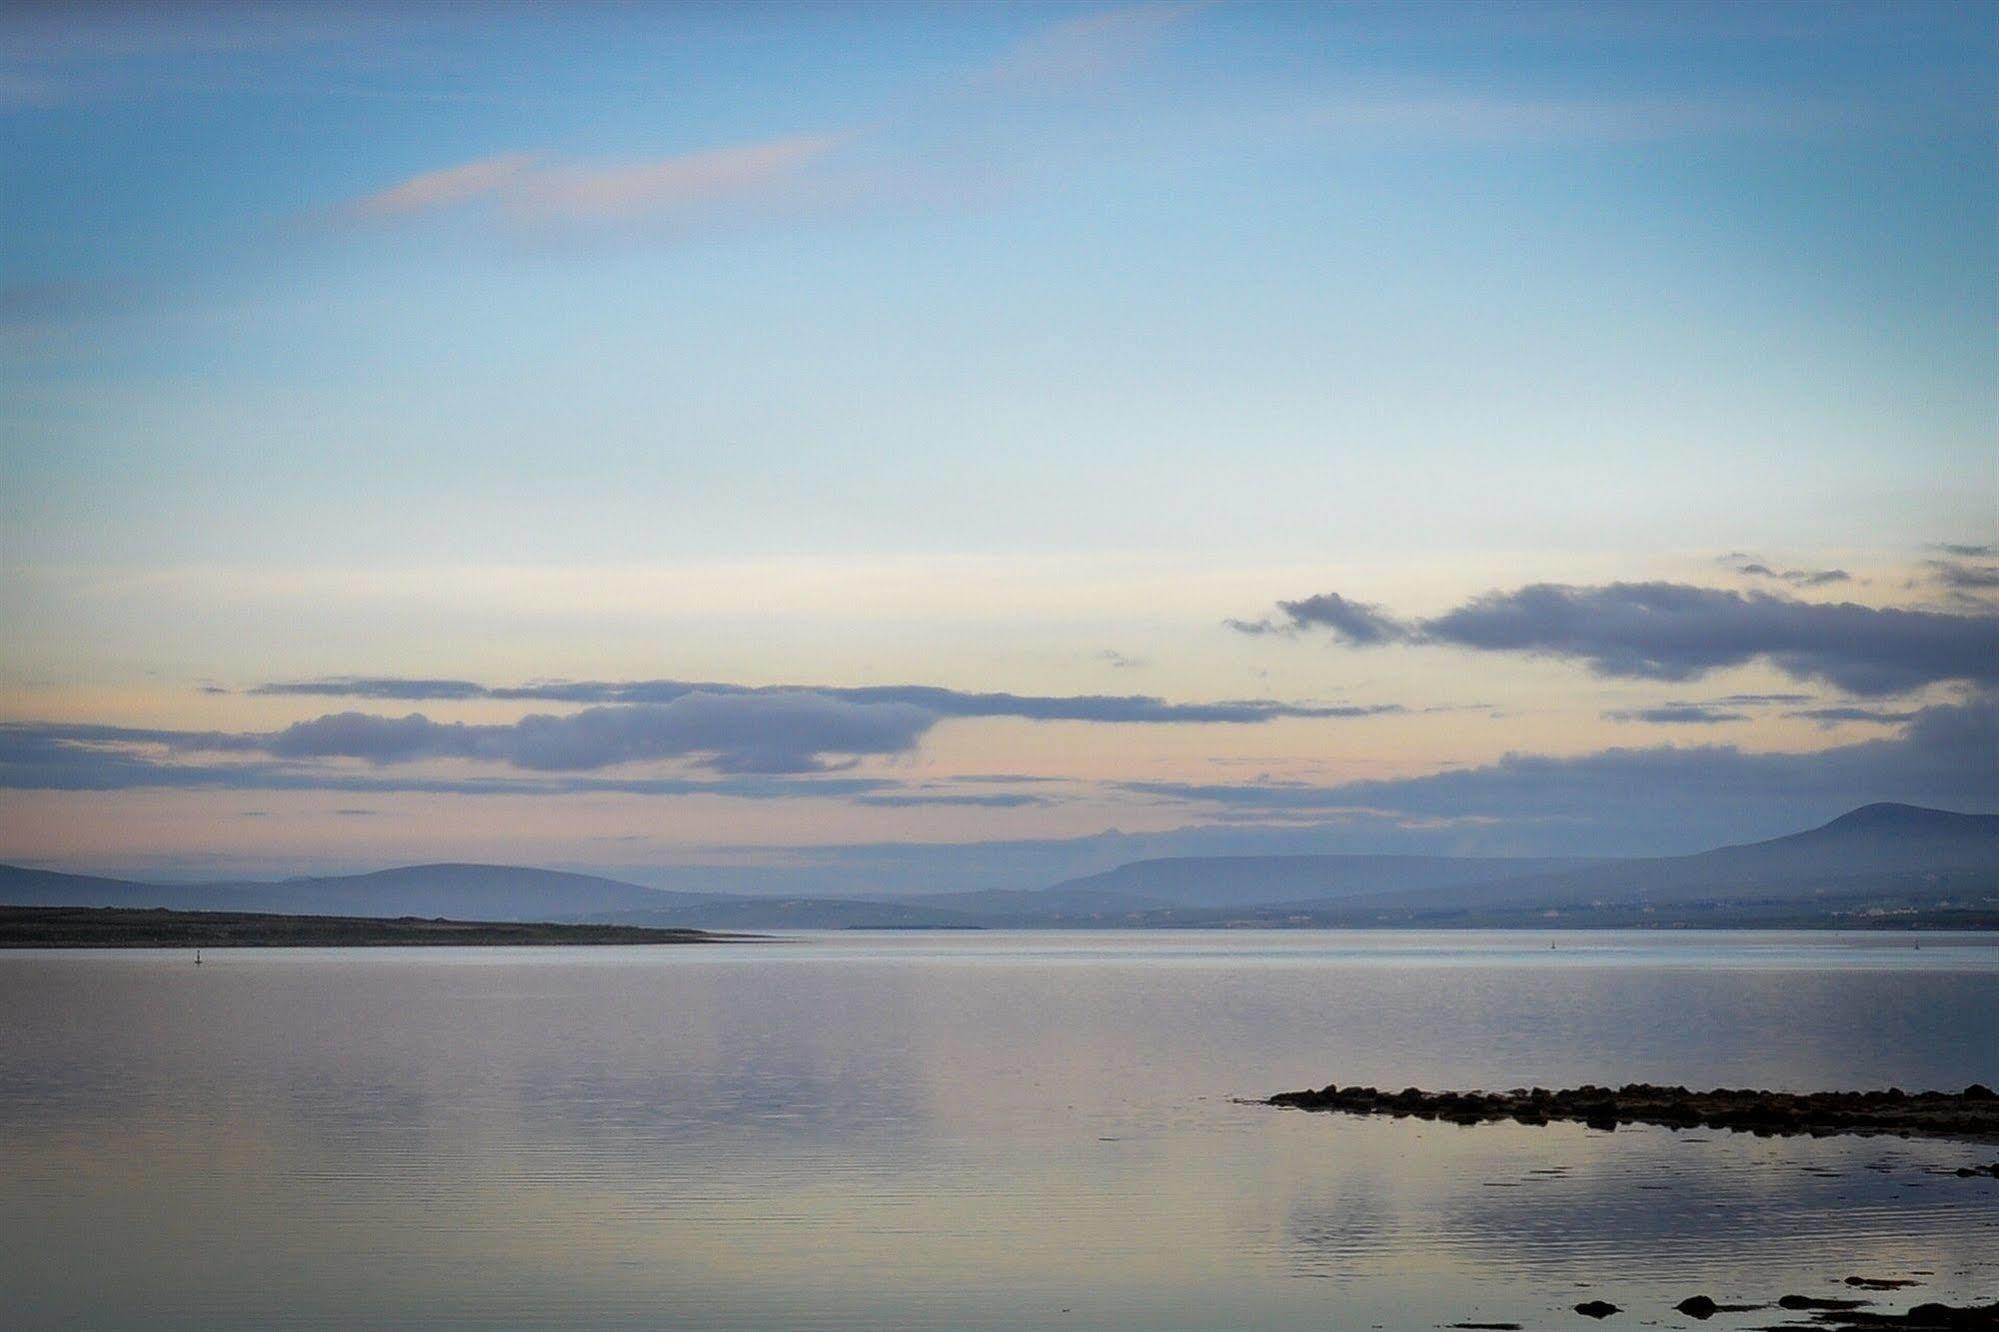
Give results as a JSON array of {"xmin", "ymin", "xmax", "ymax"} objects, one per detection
[{"xmin": 0, "ymin": 905, "xmax": 757, "ymax": 948}]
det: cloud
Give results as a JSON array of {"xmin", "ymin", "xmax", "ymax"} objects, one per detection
[
  {"xmin": 1604, "ymin": 704, "xmax": 1749, "ymax": 725},
  {"xmin": 0, "ymin": 720, "xmax": 895, "ymax": 800},
  {"xmin": 319, "ymin": 4, "xmax": 1205, "ymax": 244},
  {"xmin": 1590, "ymin": 692, "xmax": 1822, "ymax": 724},
  {"xmin": 333, "ymin": 135, "xmax": 844, "ymax": 233},
  {"xmin": 1787, "ymin": 706, "xmax": 1921, "ymax": 727},
  {"xmin": 1925, "ymin": 559, "xmax": 1999, "ymax": 591},
  {"xmin": 248, "ymin": 677, "xmax": 492, "ymax": 701},
  {"xmin": 246, "ymin": 676, "xmax": 1404, "ymax": 725},
  {"xmin": 852, "ymin": 792, "xmax": 1054, "ymax": 809},
  {"xmin": 1, "ymin": 676, "xmax": 1407, "ymax": 793},
  {"xmin": 1112, "ymin": 695, "xmax": 1998, "ymax": 854},
  {"xmin": 1937, "ymin": 544, "xmax": 1996, "ymax": 559},
  {"xmin": 339, "ymin": 154, "xmax": 534, "ymax": 222},
  {"xmin": 260, "ymin": 693, "xmax": 935, "ymax": 775},
  {"xmin": 1238, "ymin": 581, "xmax": 1999, "ymax": 695},
  {"xmin": 976, "ymin": 2, "xmax": 1201, "ymax": 93},
  {"xmin": 1720, "ymin": 553, "xmax": 1851, "ymax": 587},
  {"xmin": 1230, "ymin": 591, "xmax": 1408, "ymax": 645}
]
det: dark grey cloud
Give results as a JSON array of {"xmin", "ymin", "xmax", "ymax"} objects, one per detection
[
  {"xmin": 1937, "ymin": 543, "xmax": 1996, "ymax": 559},
  {"xmin": 247, "ymin": 676, "xmax": 1404, "ymax": 725},
  {"xmin": 3, "ymin": 677, "xmax": 1408, "ymax": 796},
  {"xmin": 0, "ymin": 721, "xmax": 897, "ymax": 799},
  {"xmin": 1604, "ymin": 704, "xmax": 1749, "ymax": 725},
  {"xmin": 1423, "ymin": 583, "xmax": 1997, "ymax": 693},
  {"xmin": 232, "ymin": 693, "xmax": 936, "ymax": 776},
  {"xmin": 1719, "ymin": 553, "xmax": 1851, "ymax": 587},
  {"xmin": 1239, "ymin": 580, "xmax": 1999, "ymax": 696},
  {"xmin": 1230, "ymin": 591, "xmax": 1408, "ymax": 645},
  {"xmin": 1112, "ymin": 695, "xmax": 1998, "ymax": 854}
]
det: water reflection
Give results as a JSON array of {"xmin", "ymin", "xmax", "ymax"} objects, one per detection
[{"xmin": 0, "ymin": 933, "xmax": 1993, "ymax": 1329}]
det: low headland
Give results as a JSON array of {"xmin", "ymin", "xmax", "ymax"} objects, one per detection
[
  {"xmin": 1267, "ymin": 1081, "xmax": 1999, "ymax": 1145},
  {"xmin": 0, "ymin": 905, "xmax": 760, "ymax": 948}
]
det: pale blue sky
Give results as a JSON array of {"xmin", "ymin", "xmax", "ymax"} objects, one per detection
[{"xmin": 2, "ymin": 2, "xmax": 1994, "ymax": 878}]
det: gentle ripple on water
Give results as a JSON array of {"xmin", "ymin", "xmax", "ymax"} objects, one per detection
[{"xmin": 1, "ymin": 930, "xmax": 1995, "ymax": 1329}]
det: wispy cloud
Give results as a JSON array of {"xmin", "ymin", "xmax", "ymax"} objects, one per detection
[
  {"xmin": 332, "ymin": 136, "xmax": 845, "ymax": 233},
  {"xmin": 1925, "ymin": 558, "xmax": 1999, "ymax": 591},
  {"xmin": 1603, "ymin": 704, "xmax": 1750, "ymax": 725},
  {"xmin": 1298, "ymin": 86, "xmax": 1904, "ymax": 147},
  {"xmin": 1720, "ymin": 552, "xmax": 1851, "ymax": 588},
  {"xmin": 1787, "ymin": 705, "xmax": 1921, "ymax": 728},
  {"xmin": 852, "ymin": 791, "xmax": 1054, "ymax": 810},
  {"xmin": 321, "ymin": 3, "xmax": 1210, "ymax": 242},
  {"xmin": 339, "ymin": 153, "xmax": 536, "ymax": 222},
  {"xmin": 974, "ymin": 1, "xmax": 1202, "ymax": 94},
  {"xmin": 244, "ymin": 676, "xmax": 1405, "ymax": 725}
]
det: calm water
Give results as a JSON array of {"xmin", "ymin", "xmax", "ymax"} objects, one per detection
[{"xmin": 2, "ymin": 931, "xmax": 1996, "ymax": 1330}]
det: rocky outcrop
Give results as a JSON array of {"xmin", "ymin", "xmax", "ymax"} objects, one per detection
[{"xmin": 1265, "ymin": 1082, "xmax": 1999, "ymax": 1143}]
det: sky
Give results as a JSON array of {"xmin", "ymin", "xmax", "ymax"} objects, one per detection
[{"xmin": 2, "ymin": 0, "xmax": 1995, "ymax": 889}]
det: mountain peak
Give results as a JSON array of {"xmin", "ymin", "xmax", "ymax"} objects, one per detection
[{"xmin": 1818, "ymin": 803, "xmax": 1990, "ymax": 834}]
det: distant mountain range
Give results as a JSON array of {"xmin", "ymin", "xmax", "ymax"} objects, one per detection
[{"xmin": 3, "ymin": 804, "xmax": 1995, "ymax": 930}]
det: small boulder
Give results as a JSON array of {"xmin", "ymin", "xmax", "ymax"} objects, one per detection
[{"xmin": 1572, "ymin": 1300, "xmax": 1620, "ymax": 1319}]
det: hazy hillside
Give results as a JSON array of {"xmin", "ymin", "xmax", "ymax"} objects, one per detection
[
  {"xmin": 5, "ymin": 805, "xmax": 1994, "ymax": 929},
  {"xmin": 0, "ymin": 862, "xmax": 710, "ymax": 923},
  {"xmin": 1345, "ymin": 803, "xmax": 1999, "ymax": 914},
  {"xmin": 1033, "ymin": 853, "xmax": 1598, "ymax": 911}
]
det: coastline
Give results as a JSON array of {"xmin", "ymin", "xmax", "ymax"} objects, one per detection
[{"xmin": 0, "ymin": 905, "xmax": 763, "ymax": 948}]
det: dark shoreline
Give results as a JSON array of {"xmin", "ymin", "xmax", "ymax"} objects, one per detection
[
  {"xmin": 1268, "ymin": 1081, "xmax": 1999, "ymax": 1145},
  {"xmin": 0, "ymin": 905, "xmax": 763, "ymax": 948}
]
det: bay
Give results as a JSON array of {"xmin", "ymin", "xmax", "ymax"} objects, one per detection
[{"xmin": 3, "ymin": 930, "xmax": 1995, "ymax": 1329}]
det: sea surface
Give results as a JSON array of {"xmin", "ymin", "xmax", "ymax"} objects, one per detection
[{"xmin": 2, "ymin": 930, "xmax": 1995, "ymax": 1330}]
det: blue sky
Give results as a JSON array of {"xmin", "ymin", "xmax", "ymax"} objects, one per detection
[{"xmin": 2, "ymin": 1, "xmax": 1994, "ymax": 883}]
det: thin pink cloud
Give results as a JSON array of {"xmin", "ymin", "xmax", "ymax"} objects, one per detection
[
  {"xmin": 335, "ymin": 135, "xmax": 843, "ymax": 232},
  {"xmin": 512, "ymin": 136, "xmax": 841, "ymax": 224},
  {"xmin": 340, "ymin": 153, "xmax": 534, "ymax": 222}
]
